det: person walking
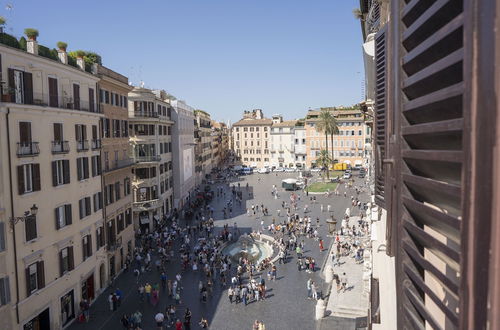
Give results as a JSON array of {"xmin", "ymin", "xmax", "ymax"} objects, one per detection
[
  {"xmin": 154, "ymin": 311, "xmax": 165, "ymax": 329},
  {"xmin": 228, "ymin": 286, "xmax": 234, "ymax": 303},
  {"xmin": 311, "ymin": 281, "xmax": 318, "ymax": 300},
  {"xmin": 319, "ymin": 239, "xmax": 324, "ymax": 252},
  {"xmin": 307, "ymin": 278, "xmax": 312, "ymax": 299},
  {"xmin": 341, "ymin": 272, "xmax": 348, "ymax": 292},
  {"xmin": 79, "ymin": 299, "xmax": 90, "ymax": 322}
]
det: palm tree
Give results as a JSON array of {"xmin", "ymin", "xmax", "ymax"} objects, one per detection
[
  {"xmin": 329, "ymin": 116, "xmax": 340, "ymax": 166},
  {"xmin": 316, "ymin": 149, "xmax": 332, "ymax": 181},
  {"xmin": 316, "ymin": 109, "xmax": 333, "ymax": 175}
]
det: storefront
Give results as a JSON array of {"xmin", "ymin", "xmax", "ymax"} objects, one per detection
[
  {"xmin": 24, "ymin": 308, "xmax": 50, "ymax": 330},
  {"xmin": 60, "ymin": 290, "xmax": 75, "ymax": 327},
  {"xmin": 81, "ymin": 273, "xmax": 95, "ymax": 302}
]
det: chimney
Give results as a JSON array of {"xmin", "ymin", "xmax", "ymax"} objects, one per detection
[
  {"xmin": 76, "ymin": 57, "xmax": 85, "ymax": 70},
  {"xmin": 58, "ymin": 50, "xmax": 68, "ymax": 64},
  {"xmin": 27, "ymin": 40, "xmax": 38, "ymax": 55}
]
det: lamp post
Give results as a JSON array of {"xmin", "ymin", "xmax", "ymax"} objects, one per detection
[{"xmin": 9, "ymin": 204, "xmax": 38, "ymax": 228}]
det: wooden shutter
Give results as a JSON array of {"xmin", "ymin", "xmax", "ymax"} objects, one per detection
[
  {"xmin": 37, "ymin": 261, "xmax": 45, "ymax": 289},
  {"xmin": 23, "ymin": 72, "xmax": 33, "ymax": 104},
  {"xmin": 85, "ymin": 197, "xmax": 91, "ymax": 216},
  {"xmin": 394, "ymin": 0, "xmax": 464, "ymax": 328},
  {"xmin": 79, "ymin": 199, "xmax": 84, "ymax": 219},
  {"xmin": 77, "ymin": 158, "xmax": 82, "ymax": 181},
  {"xmin": 8, "ymin": 68, "xmax": 14, "ymax": 100},
  {"xmin": 48, "ymin": 77, "xmax": 58, "ymax": 107},
  {"xmin": 89, "ymin": 88, "xmax": 95, "ymax": 112},
  {"xmin": 25, "ymin": 267, "xmax": 31, "ymax": 296},
  {"xmin": 53, "ymin": 123, "xmax": 63, "ymax": 141},
  {"xmin": 91, "ymin": 156, "xmax": 96, "ymax": 177},
  {"xmin": 374, "ymin": 25, "xmax": 387, "ymax": 208},
  {"xmin": 32, "ymin": 164, "xmax": 41, "ymax": 191},
  {"xmin": 19, "ymin": 122, "xmax": 32, "ymax": 144},
  {"xmin": 59, "ymin": 251, "xmax": 64, "ymax": 276},
  {"xmin": 87, "ymin": 235, "xmax": 92, "ymax": 256},
  {"xmin": 68, "ymin": 247, "xmax": 74, "ymax": 271},
  {"xmin": 73, "ymin": 84, "xmax": 80, "ymax": 110},
  {"xmin": 52, "ymin": 161, "xmax": 58, "ymax": 187},
  {"xmin": 17, "ymin": 166, "xmax": 25, "ymax": 195},
  {"xmin": 55, "ymin": 207, "xmax": 61, "ymax": 229},
  {"xmin": 63, "ymin": 160, "xmax": 70, "ymax": 184},
  {"xmin": 65, "ymin": 204, "xmax": 72, "ymax": 225},
  {"xmin": 83, "ymin": 157, "xmax": 89, "ymax": 179}
]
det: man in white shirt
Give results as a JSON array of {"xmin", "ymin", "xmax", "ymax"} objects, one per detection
[{"xmin": 155, "ymin": 312, "xmax": 164, "ymax": 329}]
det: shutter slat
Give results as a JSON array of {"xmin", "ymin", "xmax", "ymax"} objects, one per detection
[{"xmin": 402, "ymin": 149, "xmax": 462, "ymax": 162}]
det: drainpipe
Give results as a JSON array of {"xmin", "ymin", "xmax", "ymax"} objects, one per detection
[{"xmin": 6, "ymin": 107, "xmax": 21, "ymax": 324}]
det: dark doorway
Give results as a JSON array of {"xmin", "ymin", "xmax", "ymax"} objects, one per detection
[{"xmin": 23, "ymin": 308, "xmax": 50, "ymax": 330}]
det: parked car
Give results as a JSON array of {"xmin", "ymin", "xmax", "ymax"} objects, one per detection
[
  {"xmin": 343, "ymin": 172, "xmax": 352, "ymax": 179},
  {"xmin": 284, "ymin": 167, "xmax": 296, "ymax": 172},
  {"xmin": 258, "ymin": 167, "xmax": 270, "ymax": 174},
  {"xmin": 311, "ymin": 167, "xmax": 322, "ymax": 172},
  {"xmin": 358, "ymin": 172, "xmax": 366, "ymax": 178},
  {"xmin": 242, "ymin": 167, "xmax": 253, "ymax": 175},
  {"xmin": 273, "ymin": 167, "xmax": 285, "ymax": 172}
]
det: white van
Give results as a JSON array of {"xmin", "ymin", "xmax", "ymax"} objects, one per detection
[{"xmin": 258, "ymin": 167, "xmax": 270, "ymax": 174}]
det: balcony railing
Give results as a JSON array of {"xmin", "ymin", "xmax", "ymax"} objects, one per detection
[
  {"xmin": 17, "ymin": 142, "xmax": 40, "ymax": 157},
  {"xmin": 76, "ymin": 140, "xmax": 89, "ymax": 152},
  {"xmin": 91, "ymin": 139, "xmax": 101, "ymax": 150},
  {"xmin": 103, "ymin": 158, "xmax": 135, "ymax": 173},
  {"xmin": 51, "ymin": 141, "xmax": 70, "ymax": 154},
  {"xmin": 134, "ymin": 155, "xmax": 161, "ymax": 163},
  {"xmin": 2, "ymin": 91, "xmax": 100, "ymax": 113},
  {"xmin": 134, "ymin": 111, "xmax": 159, "ymax": 118}
]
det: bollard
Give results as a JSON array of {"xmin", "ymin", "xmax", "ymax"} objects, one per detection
[
  {"xmin": 325, "ymin": 265, "xmax": 334, "ymax": 283},
  {"xmin": 315, "ymin": 298, "xmax": 326, "ymax": 320}
]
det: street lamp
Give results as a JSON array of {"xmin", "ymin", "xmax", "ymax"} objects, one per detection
[{"xmin": 9, "ymin": 204, "xmax": 38, "ymax": 228}]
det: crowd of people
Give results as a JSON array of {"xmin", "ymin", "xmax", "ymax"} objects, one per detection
[{"xmin": 75, "ymin": 163, "xmax": 370, "ymax": 329}]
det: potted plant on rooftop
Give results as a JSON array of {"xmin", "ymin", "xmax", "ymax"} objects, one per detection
[
  {"xmin": 0, "ymin": 16, "xmax": 6, "ymax": 33},
  {"xmin": 74, "ymin": 49, "xmax": 86, "ymax": 58},
  {"xmin": 24, "ymin": 28, "xmax": 39, "ymax": 41},
  {"xmin": 57, "ymin": 41, "xmax": 67, "ymax": 52}
]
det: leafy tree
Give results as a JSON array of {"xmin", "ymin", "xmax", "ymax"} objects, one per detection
[{"xmin": 316, "ymin": 149, "xmax": 332, "ymax": 181}]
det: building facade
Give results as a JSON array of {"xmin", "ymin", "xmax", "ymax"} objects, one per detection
[
  {"xmin": 128, "ymin": 87, "xmax": 174, "ymax": 232},
  {"xmin": 170, "ymin": 100, "xmax": 195, "ymax": 209},
  {"xmin": 95, "ymin": 65, "xmax": 134, "ymax": 281},
  {"xmin": 194, "ymin": 110, "xmax": 212, "ymax": 184},
  {"xmin": 269, "ymin": 115, "xmax": 297, "ymax": 168},
  {"xmin": 232, "ymin": 109, "xmax": 272, "ymax": 168},
  {"xmin": 0, "ymin": 41, "xmax": 106, "ymax": 329},
  {"xmin": 293, "ymin": 123, "xmax": 307, "ymax": 169},
  {"xmin": 305, "ymin": 107, "xmax": 369, "ymax": 168}
]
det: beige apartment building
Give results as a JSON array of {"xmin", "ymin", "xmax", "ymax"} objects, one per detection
[
  {"xmin": 305, "ymin": 107, "xmax": 370, "ymax": 168},
  {"xmin": 270, "ymin": 115, "xmax": 297, "ymax": 168},
  {"xmin": 128, "ymin": 87, "xmax": 174, "ymax": 232},
  {"xmin": 232, "ymin": 109, "xmax": 272, "ymax": 168},
  {"xmin": 194, "ymin": 110, "xmax": 212, "ymax": 183},
  {"xmin": 95, "ymin": 65, "xmax": 134, "ymax": 280},
  {"xmin": 0, "ymin": 41, "xmax": 106, "ymax": 329},
  {"xmin": 0, "ymin": 94, "xmax": 13, "ymax": 330},
  {"xmin": 210, "ymin": 121, "xmax": 229, "ymax": 168}
]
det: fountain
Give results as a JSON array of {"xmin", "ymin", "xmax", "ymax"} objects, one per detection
[{"xmin": 222, "ymin": 233, "xmax": 276, "ymax": 264}]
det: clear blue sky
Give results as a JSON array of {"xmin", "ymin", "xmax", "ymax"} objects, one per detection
[{"xmin": 4, "ymin": 0, "xmax": 364, "ymax": 123}]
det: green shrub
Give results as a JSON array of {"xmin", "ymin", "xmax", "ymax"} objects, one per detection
[
  {"xmin": 0, "ymin": 16, "xmax": 6, "ymax": 26},
  {"xmin": 38, "ymin": 45, "xmax": 58, "ymax": 61},
  {"xmin": 18, "ymin": 36, "xmax": 27, "ymax": 50},
  {"xmin": 24, "ymin": 28, "xmax": 39, "ymax": 39},
  {"xmin": 0, "ymin": 33, "xmax": 19, "ymax": 48}
]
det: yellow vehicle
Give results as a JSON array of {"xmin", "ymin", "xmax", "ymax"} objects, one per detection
[{"xmin": 333, "ymin": 163, "xmax": 347, "ymax": 171}]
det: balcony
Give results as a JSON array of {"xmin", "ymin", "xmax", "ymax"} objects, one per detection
[
  {"xmin": 91, "ymin": 139, "xmax": 102, "ymax": 150},
  {"xmin": 134, "ymin": 111, "xmax": 159, "ymax": 119},
  {"xmin": 103, "ymin": 158, "xmax": 135, "ymax": 173},
  {"xmin": 76, "ymin": 140, "xmax": 89, "ymax": 152},
  {"xmin": 51, "ymin": 141, "xmax": 70, "ymax": 154},
  {"xmin": 2, "ymin": 91, "xmax": 100, "ymax": 113},
  {"xmin": 17, "ymin": 142, "xmax": 40, "ymax": 157},
  {"xmin": 134, "ymin": 155, "xmax": 161, "ymax": 163},
  {"xmin": 133, "ymin": 198, "xmax": 161, "ymax": 211}
]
